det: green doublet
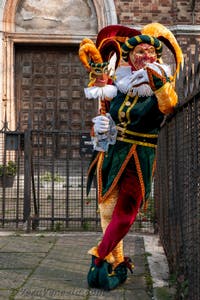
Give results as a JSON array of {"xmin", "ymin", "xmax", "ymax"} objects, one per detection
[{"xmin": 87, "ymin": 90, "xmax": 164, "ymax": 202}]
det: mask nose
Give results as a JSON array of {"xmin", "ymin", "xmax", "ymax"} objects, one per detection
[
  {"xmin": 143, "ymin": 52, "xmax": 149, "ymax": 59},
  {"xmin": 101, "ymin": 73, "xmax": 108, "ymax": 80}
]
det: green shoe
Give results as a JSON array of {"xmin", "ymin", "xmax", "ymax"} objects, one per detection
[
  {"xmin": 87, "ymin": 256, "xmax": 100, "ymax": 288},
  {"xmin": 115, "ymin": 257, "xmax": 134, "ymax": 284},
  {"xmin": 98, "ymin": 261, "xmax": 120, "ymax": 290},
  {"xmin": 114, "ymin": 263, "xmax": 128, "ymax": 284}
]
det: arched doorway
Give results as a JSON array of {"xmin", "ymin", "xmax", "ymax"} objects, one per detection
[{"xmin": 0, "ymin": 0, "xmax": 118, "ymax": 230}]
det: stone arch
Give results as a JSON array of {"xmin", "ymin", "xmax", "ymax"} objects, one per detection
[
  {"xmin": 15, "ymin": 0, "xmax": 98, "ymax": 34},
  {"xmin": 3, "ymin": 0, "xmax": 117, "ymax": 33}
]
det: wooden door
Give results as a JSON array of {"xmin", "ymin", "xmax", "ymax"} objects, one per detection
[{"xmin": 15, "ymin": 45, "xmax": 97, "ymax": 132}]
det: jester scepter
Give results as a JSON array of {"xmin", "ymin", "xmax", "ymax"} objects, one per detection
[{"xmin": 79, "ymin": 37, "xmax": 121, "ymax": 152}]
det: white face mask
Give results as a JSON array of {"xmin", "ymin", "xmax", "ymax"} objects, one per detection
[{"xmin": 129, "ymin": 43, "xmax": 157, "ymax": 70}]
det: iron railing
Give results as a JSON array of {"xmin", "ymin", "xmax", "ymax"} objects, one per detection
[
  {"xmin": 0, "ymin": 124, "xmax": 155, "ymax": 232},
  {"xmin": 155, "ymin": 41, "xmax": 200, "ymax": 299}
]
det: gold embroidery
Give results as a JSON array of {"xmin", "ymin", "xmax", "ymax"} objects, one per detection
[{"xmin": 116, "ymin": 137, "xmax": 157, "ymax": 148}]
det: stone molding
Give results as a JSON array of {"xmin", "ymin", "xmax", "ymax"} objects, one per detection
[{"xmin": 169, "ymin": 25, "xmax": 200, "ymax": 35}]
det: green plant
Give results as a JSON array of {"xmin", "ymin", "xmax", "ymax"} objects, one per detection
[
  {"xmin": 54, "ymin": 222, "xmax": 63, "ymax": 231},
  {"xmin": 169, "ymin": 270, "xmax": 189, "ymax": 299},
  {"xmin": 40, "ymin": 171, "xmax": 64, "ymax": 182},
  {"xmin": 83, "ymin": 221, "xmax": 90, "ymax": 231},
  {"xmin": 0, "ymin": 160, "xmax": 17, "ymax": 177}
]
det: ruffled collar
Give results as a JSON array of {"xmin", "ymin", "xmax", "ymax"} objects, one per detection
[{"xmin": 84, "ymin": 85, "xmax": 117, "ymax": 100}]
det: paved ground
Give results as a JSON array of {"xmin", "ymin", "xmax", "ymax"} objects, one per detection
[{"xmin": 0, "ymin": 232, "xmax": 173, "ymax": 300}]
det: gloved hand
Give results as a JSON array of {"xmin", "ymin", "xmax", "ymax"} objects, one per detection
[
  {"xmin": 129, "ymin": 69, "xmax": 149, "ymax": 87},
  {"xmin": 92, "ymin": 115, "xmax": 110, "ymax": 134},
  {"xmin": 145, "ymin": 63, "xmax": 168, "ymax": 91}
]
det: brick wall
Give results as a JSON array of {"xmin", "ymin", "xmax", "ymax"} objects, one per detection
[
  {"xmin": 114, "ymin": 0, "xmax": 200, "ymax": 26},
  {"xmin": 113, "ymin": 0, "xmax": 200, "ymax": 65}
]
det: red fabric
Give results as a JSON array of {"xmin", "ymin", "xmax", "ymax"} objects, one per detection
[
  {"xmin": 96, "ymin": 25, "xmax": 141, "ymax": 48},
  {"xmin": 98, "ymin": 159, "xmax": 143, "ymax": 260}
]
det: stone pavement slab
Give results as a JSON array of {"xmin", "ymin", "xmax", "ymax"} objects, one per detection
[{"xmin": 0, "ymin": 232, "xmax": 170, "ymax": 300}]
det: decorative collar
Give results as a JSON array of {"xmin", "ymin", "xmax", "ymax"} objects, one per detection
[
  {"xmin": 84, "ymin": 85, "xmax": 118, "ymax": 100},
  {"xmin": 114, "ymin": 64, "xmax": 171, "ymax": 97}
]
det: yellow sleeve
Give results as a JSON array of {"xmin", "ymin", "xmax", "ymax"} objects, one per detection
[{"xmin": 154, "ymin": 81, "xmax": 178, "ymax": 114}]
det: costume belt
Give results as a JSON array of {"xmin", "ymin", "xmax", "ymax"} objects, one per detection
[{"xmin": 116, "ymin": 126, "xmax": 158, "ymax": 148}]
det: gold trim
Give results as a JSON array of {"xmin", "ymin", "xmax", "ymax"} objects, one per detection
[
  {"xmin": 133, "ymin": 151, "xmax": 145, "ymax": 200},
  {"xmin": 118, "ymin": 94, "xmax": 129, "ymax": 123},
  {"xmin": 126, "ymin": 95, "xmax": 138, "ymax": 124},
  {"xmin": 99, "ymin": 145, "xmax": 137, "ymax": 203},
  {"xmin": 118, "ymin": 95, "xmax": 138, "ymax": 124},
  {"xmin": 87, "ymin": 152, "xmax": 101, "ymax": 177},
  {"xmin": 97, "ymin": 152, "xmax": 105, "ymax": 203},
  {"xmin": 135, "ymin": 36, "xmax": 142, "ymax": 43},
  {"xmin": 116, "ymin": 126, "xmax": 158, "ymax": 138},
  {"xmin": 117, "ymin": 137, "xmax": 157, "ymax": 148},
  {"xmin": 150, "ymin": 36, "xmax": 155, "ymax": 46},
  {"xmin": 125, "ymin": 39, "xmax": 134, "ymax": 49},
  {"xmin": 157, "ymin": 43, "xmax": 162, "ymax": 51}
]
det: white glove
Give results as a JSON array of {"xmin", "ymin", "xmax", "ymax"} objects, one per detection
[
  {"xmin": 92, "ymin": 115, "xmax": 110, "ymax": 134},
  {"xmin": 129, "ymin": 69, "xmax": 149, "ymax": 87}
]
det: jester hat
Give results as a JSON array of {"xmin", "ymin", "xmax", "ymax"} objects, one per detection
[{"xmin": 89, "ymin": 23, "xmax": 183, "ymax": 81}]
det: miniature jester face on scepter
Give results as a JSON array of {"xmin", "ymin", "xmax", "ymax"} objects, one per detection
[
  {"xmin": 79, "ymin": 38, "xmax": 121, "ymax": 103},
  {"xmin": 79, "ymin": 38, "xmax": 121, "ymax": 152},
  {"xmin": 79, "ymin": 37, "xmax": 121, "ymax": 89},
  {"xmin": 89, "ymin": 62, "xmax": 111, "ymax": 87}
]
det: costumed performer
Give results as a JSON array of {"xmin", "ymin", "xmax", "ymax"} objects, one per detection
[{"xmin": 79, "ymin": 23, "xmax": 183, "ymax": 290}]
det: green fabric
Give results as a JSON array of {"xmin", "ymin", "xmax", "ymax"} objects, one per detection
[
  {"xmin": 87, "ymin": 87, "xmax": 165, "ymax": 201},
  {"xmin": 101, "ymin": 141, "xmax": 132, "ymax": 195},
  {"xmin": 87, "ymin": 256, "xmax": 100, "ymax": 288},
  {"xmin": 152, "ymin": 73, "xmax": 170, "ymax": 89},
  {"xmin": 137, "ymin": 145, "xmax": 156, "ymax": 199},
  {"xmin": 86, "ymin": 151, "xmax": 99, "ymax": 196},
  {"xmin": 98, "ymin": 261, "xmax": 120, "ymax": 290}
]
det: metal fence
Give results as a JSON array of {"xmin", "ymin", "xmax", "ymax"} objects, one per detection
[
  {"xmin": 154, "ymin": 42, "xmax": 200, "ymax": 299},
  {"xmin": 0, "ymin": 127, "xmax": 98, "ymax": 231},
  {"xmin": 0, "ymin": 123, "xmax": 155, "ymax": 233}
]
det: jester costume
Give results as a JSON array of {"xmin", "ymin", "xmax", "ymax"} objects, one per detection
[{"xmin": 79, "ymin": 23, "xmax": 183, "ymax": 290}]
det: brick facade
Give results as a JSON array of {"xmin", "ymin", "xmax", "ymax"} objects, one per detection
[
  {"xmin": 114, "ymin": 0, "xmax": 200, "ymax": 25},
  {"xmin": 114, "ymin": 0, "xmax": 200, "ymax": 67}
]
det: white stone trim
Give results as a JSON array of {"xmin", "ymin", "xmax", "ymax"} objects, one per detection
[
  {"xmin": 104, "ymin": 0, "xmax": 117, "ymax": 25},
  {"xmin": 130, "ymin": 24, "xmax": 200, "ymax": 36},
  {"xmin": 169, "ymin": 25, "xmax": 200, "ymax": 35},
  {"xmin": 5, "ymin": 32, "xmax": 97, "ymax": 44}
]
